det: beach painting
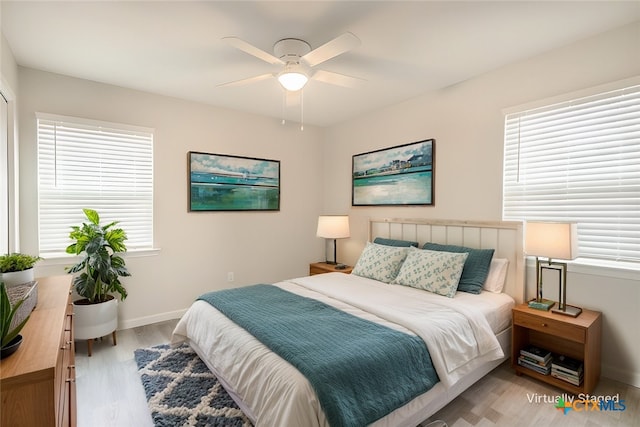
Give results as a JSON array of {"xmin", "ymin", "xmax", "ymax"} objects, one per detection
[
  {"xmin": 189, "ymin": 151, "xmax": 280, "ymax": 211},
  {"xmin": 352, "ymin": 139, "xmax": 434, "ymax": 206}
]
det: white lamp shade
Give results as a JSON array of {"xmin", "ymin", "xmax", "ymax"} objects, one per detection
[
  {"xmin": 316, "ymin": 215, "xmax": 350, "ymax": 239},
  {"xmin": 525, "ymin": 221, "xmax": 578, "ymax": 260}
]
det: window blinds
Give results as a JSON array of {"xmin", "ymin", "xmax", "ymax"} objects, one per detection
[
  {"xmin": 503, "ymin": 85, "xmax": 640, "ymax": 263},
  {"xmin": 37, "ymin": 114, "xmax": 153, "ymax": 256}
]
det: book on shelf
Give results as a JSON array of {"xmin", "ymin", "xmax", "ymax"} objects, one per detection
[
  {"xmin": 518, "ymin": 356, "xmax": 551, "ymax": 375},
  {"xmin": 520, "ymin": 345, "xmax": 552, "ymax": 364},
  {"xmin": 519, "ymin": 354, "xmax": 549, "ymax": 367},
  {"xmin": 551, "ymin": 369, "xmax": 583, "ymax": 386},
  {"xmin": 552, "ymin": 354, "xmax": 584, "ymax": 376},
  {"xmin": 528, "ymin": 298, "xmax": 555, "ymax": 311}
]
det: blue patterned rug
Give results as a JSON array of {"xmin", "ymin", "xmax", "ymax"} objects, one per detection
[{"xmin": 134, "ymin": 343, "xmax": 253, "ymax": 427}]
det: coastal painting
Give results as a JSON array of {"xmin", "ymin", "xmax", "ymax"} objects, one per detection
[
  {"xmin": 352, "ymin": 139, "xmax": 434, "ymax": 206},
  {"xmin": 188, "ymin": 151, "xmax": 280, "ymax": 211}
]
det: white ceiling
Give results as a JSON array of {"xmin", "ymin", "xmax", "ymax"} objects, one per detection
[{"xmin": 2, "ymin": 1, "xmax": 639, "ymax": 127}]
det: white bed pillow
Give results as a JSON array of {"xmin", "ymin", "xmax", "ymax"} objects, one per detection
[
  {"xmin": 392, "ymin": 247, "xmax": 468, "ymax": 298},
  {"xmin": 351, "ymin": 242, "xmax": 409, "ymax": 283},
  {"xmin": 483, "ymin": 258, "xmax": 509, "ymax": 293}
]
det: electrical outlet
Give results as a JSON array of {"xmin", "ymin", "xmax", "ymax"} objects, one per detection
[{"xmin": 227, "ymin": 272, "xmax": 234, "ymax": 282}]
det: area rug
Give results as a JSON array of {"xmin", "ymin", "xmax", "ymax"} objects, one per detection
[{"xmin": 134, "ymin": 343, "xmax": 253, "ymax": 427}]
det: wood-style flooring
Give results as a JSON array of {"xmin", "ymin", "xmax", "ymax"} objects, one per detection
[{"xmin": 75, "ymin": 320, "xmax": 639, "ymax": 427}]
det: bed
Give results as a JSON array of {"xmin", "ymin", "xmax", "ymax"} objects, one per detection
[{"xmin": 171, "ymin": 218, "xmax": 525, "ymax": 427}]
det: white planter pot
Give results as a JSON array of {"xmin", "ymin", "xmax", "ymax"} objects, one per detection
[
  {"xmin": 1, "ymin": 268, "xmax": 35, "ymax": 287},
  {"xmin": 73, "ymin": 297, "xmax": 118, "ymax": 340}
]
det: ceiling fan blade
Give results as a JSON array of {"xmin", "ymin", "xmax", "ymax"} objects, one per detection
[
  {"xmin": 312, "ymin": 69, "xmax": 366, "ymax": 88},
  {"xmin": 302, "ymin": 32, "xmax": 361, "ymax": 67},
  {"xmin": 222, "ymin": 37, "xmax": 284, "ymax": 65},
  {"xmin": 217, "ymin": 73, "xmax": 275, "ymax": 87}
]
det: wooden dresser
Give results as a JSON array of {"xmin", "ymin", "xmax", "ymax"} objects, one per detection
[{"xmin": 1, "ymin": 275, "xmax": 76, "ymax": 427}]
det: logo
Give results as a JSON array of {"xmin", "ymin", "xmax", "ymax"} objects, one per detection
[
  {"xmin": 528, "ymin": 392, "xmax": 627, "ymax": 416},
  {"xmin": 553, "ymin": 394, "xmax": 626, "ymax": 415},
  {"xmin": 555, "ymin": 397, "xmax": 572, "ymax": 415}
]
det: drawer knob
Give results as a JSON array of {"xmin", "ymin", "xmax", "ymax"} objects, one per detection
[{"xmin": 541, "ymin": 323, "xmax": 547, "ymax": 327}]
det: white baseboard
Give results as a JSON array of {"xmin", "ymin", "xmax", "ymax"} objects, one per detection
[
  {"xmin": 602, "ymin": 363, "xmax": 640, "ymax": 389},
  {"xmin": 118, "ymin": 309, "xmax": 187, "ymax": 330}
]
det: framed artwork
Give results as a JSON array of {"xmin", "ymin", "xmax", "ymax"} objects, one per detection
[
  {"xmin": 188, "ymin": 151, "xmax": 280, "ymax": 211},
  {"xmin": 352, "ymin": 139, "xmax": 435, "ymax": 206}
]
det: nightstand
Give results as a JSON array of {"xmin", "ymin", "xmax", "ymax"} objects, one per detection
[
  {"xmin": 512, "ymin": 304, "xmax": 602, "ymax": 394},
  {"xmin": 309, "ymin": 262, "xmax": 353, "ymax": 275}
]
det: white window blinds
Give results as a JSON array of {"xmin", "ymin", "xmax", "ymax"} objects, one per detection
[
  {"xmin": 503, "ymin": 84, "xmax": 640, "ymax": 263},
  {"xmin": 37, "ymin": 114, "xmax": 153, "ymax": 256}
]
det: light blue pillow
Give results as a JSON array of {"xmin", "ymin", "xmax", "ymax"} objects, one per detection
[
  {"xmin": 422, "ymin": 243, "xmax": 494, "ymax": 294},
  {"xmin": 352, "ymin": 242, "xmax": 409, "ymax": 283},
  {"xmin": 392, "ymin": 247, "xmax": 469, "ymax": 298}
]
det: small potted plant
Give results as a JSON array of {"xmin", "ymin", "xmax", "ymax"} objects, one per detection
[
  {"xmin": 0, "ymin": 253, "xmax": 42, "ymax": 287},
  {"xmin": 66, "ymin": 208, "xmax": 131, "ymax": 356},
  {"xmin": 1, "ymin": 282, "xmax": 31, "ymax": 358}
]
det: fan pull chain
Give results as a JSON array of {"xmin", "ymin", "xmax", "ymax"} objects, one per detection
[
  {"xmin": 281, "ymin": 90, "xmax": 286, "ymax": 125},
  {"xmin": 300, "ymin": 89, "xmax": 304, "ymax": 131}
]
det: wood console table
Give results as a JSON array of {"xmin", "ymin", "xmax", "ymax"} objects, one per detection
[{"xmin": 1, "ymin": 275, "xmax": 76, "ymax": 427}]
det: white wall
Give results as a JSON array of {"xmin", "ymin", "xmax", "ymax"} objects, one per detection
[
  {"xmin": 323, "ymin": 22, "xmax": 640, "ymax": 387},
  {"xmin": 1, "ymin": 33, "xmax": 18, "ymax": 91},
  {"xmin": 17, "ymin": 68, "xmax": 326, "ymax": 328}
]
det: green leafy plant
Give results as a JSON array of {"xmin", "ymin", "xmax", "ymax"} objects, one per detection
[
  {"xmin": 66, "ymin": 208, "xmax": 131, "ymax": 304},
  {"xmin": 0, "ymin": 253, "xmax": 42, "ymax": 273},
  {"xmin": 1, "ymin": 282, "xmax": 30, "ymax": 348}
]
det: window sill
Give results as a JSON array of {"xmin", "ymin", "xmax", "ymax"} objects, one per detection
[
  {"xmin": 38, "ymin": 248, "xmax": 161, "ymax": 267},
  {"xmin": 526, "ymin": 257, "xmax": 639, "ymax": 281}
]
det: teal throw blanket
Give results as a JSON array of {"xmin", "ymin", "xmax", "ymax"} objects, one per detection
[{"xmin": 198, "ymin": 284, "xmax": 438, "ymax": 427}]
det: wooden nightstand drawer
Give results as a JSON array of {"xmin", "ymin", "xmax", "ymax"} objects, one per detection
[
  {"xmin": 310, "ymin": 265, "xmax": 328, "ymax": 275},
  {"xmin": 309, "ymin": 262, "xmax": 353, "ymax": 275},
  {"xmin": 513, "ymin": 310, "xmax": 585, "ymax": 343}
]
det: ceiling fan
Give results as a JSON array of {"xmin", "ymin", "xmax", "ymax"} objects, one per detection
[{"xmin": 219, "ymin": 32, "xmax": 364, "ymax": 92}]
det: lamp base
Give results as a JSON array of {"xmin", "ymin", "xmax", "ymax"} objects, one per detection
[
  {"xmin": 551, "ymin": 304, "xmax": 582, "ymax": 318},
  {"xmin": 324, "ymin": 261, "xmax": 338, "ymax": 265}
]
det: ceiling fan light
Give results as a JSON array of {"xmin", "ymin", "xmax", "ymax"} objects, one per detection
[{"xmin": 278, "ymin": 71, "xmax": 308, "ymax": 91}]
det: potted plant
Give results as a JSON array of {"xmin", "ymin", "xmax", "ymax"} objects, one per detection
[
  {"xmin": 0, "ymin": 253, "xmax": 42, "ymax": 287},
  {"xmin": 1, "ymin": 282, "xmax": 31, "ymax": 358},
  {"xmin": 66, "ymin": 208, "xmax": 130, "ymax": 356}
]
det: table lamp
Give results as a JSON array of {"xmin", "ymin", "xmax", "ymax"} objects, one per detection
[
  {"xmin": 525, "ymin": 221, "xmax": 580, "ymax": 316},
  {"xmin": 316, "ymin": 215, "xmax": 350, "ymax": 265}
]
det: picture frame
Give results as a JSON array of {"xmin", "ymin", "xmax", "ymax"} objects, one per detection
[
  {"xmin": 352, "ymin": 139, "xmax": 435, "ymax": 206},
  {"xmin": 188, "ymin": 151, "xmax": 280, "ymax": 211}
]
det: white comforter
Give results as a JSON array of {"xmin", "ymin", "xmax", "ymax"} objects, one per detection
[{"xmin": 171, "ymin": 273, "xmax": 507, "ymax": 427}]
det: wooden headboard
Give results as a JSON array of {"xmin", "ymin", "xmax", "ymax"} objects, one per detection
[{"xmin": 368, "ymin": 218, "xmax": 525, "ymax": 304}]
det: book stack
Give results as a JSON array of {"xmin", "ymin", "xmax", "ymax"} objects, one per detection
[
  {"xmin": 528, "ymin": 298, "xmax": 555, "ymax": 311},
  {"xmin": 551, "ymin": 354, "xmax": 584, "ymax": 386},
  {"xmin": 518, "ymin": 345, "xmax": 552, "ymax": 375}
]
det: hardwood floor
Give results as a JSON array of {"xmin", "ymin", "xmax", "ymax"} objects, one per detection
[
  {"xmin": 75, "ymin": 320, "xmax": 639, "ymax": 427},
  {"xmin": 75, "ymin": 319, "xmax": 179, "ymax": 427}
]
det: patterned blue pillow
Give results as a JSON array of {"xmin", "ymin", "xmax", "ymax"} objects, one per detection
[
  {"xmin": 373, "ymin": 237, "xmax": 419, "ymax": 248},
  {"xmin": 422, "ymin": 243, "xmax": 494, "ymax": 294},
  {"xmin": 352, "ymin": 242, "xmax": 409, "ymax": 283},
  {"xmin": 392, "ymin": 247, "xmax": 469, "ymax": 297}
]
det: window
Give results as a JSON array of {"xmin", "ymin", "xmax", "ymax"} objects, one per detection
[
  {"xmin": 37, "ymin": 113, "xmax": 153, "ymax": 256},
  {"xmin": 503, "ymin": 84, "xmax": 640, "ymax": 263}
]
